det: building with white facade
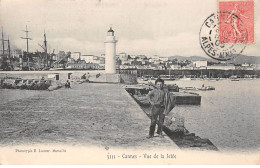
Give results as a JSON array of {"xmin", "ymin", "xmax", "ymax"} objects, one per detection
[
  {"xmin": 119, "ymin": 52, "xmax": 128, "ymax": 60},
  {"xmin": 122, "ymin": 60, "xmax": 131, "ymax": 65},
  {"xmin": 193, "ymin": 60, "xmax": 207, "ymax": 68},
  {"xmin": 170, "ymin": 64, "xmax": 181, "ymax": 70},
  {"xmin": 81, "ymin": 55, "xmax": 104, "ymax": 64},
  {"xmin": 81, "ymin": 55, "xmax": 94, "ymax": 63},
  {"xmin": 71, "ymin": 52, "xmax": 81, "ymax": 61}
]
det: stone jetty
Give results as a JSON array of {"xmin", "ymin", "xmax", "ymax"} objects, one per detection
[{"xmin": 0, "ymin": 83, "xmax": 178, "ymax": 149}]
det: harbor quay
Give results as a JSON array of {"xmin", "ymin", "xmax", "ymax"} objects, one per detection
[{"xmin": 0, "ymin": 82, "xmax": 179, "ymax": 149}]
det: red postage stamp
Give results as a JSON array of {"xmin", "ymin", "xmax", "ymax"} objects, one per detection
[{"xmin": 218, "ymin": 0, "xmax": 254, "ymax": 43}]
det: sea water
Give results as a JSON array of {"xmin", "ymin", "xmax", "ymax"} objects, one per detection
[{"xmin": 166, "ymin": 79, "xmax": 260, "ymax": 152}]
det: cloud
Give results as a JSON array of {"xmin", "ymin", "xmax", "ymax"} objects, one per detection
[
  {"xmin": 1, "ymin": 0, "xmax": 259, "ymax": 57},
  {"xmin": 118, "ymin": 32, "xmax": 205, "ymax": 57},
  {"xmin": 242, "ymin": 21, "xmax": 260, "ymax": 56}
]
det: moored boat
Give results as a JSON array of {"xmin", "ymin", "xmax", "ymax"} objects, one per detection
[
  {"xmin": 179, "ymin": 87, "xmax": 197, "ymax": 91},
  {"xmin": 230, "ymin": 75, "xmax": 239, "ymax": 81},
  {"xmin": 197, "ymin": 86, "xmax": 215, "ymax": 91}
]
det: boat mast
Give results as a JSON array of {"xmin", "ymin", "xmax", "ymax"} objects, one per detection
[
  {"xmin": 7, "ymin": 36, "xmax": 11, "ymax": 65},
  {"xmin": 1, "ymin": 27, "xmax": 4, "ymax": 57},
  {"xmin": 0, "ymin": 27, "xmax": 9, "ymax": 68},
  {"xmin": 44, "ymin": 30, "xmax": 48, "ymax": 67},
  {"xmin": 38, "ymin": 30, "xmax": 48, "ymax": 68},
  {"xmin": 21, "ymin": 25, "xmax": 32, "ymax": 70}
]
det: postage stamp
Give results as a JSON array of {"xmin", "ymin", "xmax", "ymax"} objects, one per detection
[
  {"xmin": 199, "ymin": 13, "xmax": 246, "ymax": 61},
  {"xmin": 218, "ymin": 0, "xmax": 254, "ymax": 43}
]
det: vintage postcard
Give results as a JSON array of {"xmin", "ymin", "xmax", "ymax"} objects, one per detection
[{"xmin": 0, "ymin": 0, "xmax": 259, "ymax": 165}]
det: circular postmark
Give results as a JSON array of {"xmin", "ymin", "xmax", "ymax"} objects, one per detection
[{"xmin": 199, "ymin": 12, "xmax": 247, "ymax": 61}]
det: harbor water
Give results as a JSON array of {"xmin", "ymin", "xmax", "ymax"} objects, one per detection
[{"xmin": 166, "ymin": 79, "xmax": 260, "ymax": 152}]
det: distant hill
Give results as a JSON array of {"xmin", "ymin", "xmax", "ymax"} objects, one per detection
[
  {"xmin": 168, "ymin": 55, "xmax": 218, "ymax": 62},
  {"xmin": 168, "ymin": 55, "xmax": 260, "ymax": 64},
  {"xmin": 229, "ymin": 55, "xmax": 260, "ymax": 64}
]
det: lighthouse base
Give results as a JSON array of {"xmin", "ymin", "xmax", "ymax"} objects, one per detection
[{"xmin": 88, "ymin": 73, "xmax": 137, "ymax": 84}]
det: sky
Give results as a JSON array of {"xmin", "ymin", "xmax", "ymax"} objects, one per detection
[{"xmin": 0, "ymin": 0, "xmax": 259, "ymax": 58}]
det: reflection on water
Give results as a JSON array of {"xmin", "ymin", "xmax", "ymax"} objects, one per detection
[{"xmin": 166, "ymin": 79, "xmax": 260, "ymax": 152}]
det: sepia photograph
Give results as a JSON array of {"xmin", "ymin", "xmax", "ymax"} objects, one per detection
[{"xmin": 0, "ymin": 0, "xmax": 259, "ymax": 165}]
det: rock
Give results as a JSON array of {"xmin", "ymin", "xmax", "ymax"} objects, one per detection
[{"xmin": 164, "ymin": 116, "xmax": 173, "ymax": 126}]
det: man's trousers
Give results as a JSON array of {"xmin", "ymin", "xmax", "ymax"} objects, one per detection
[{"xmin": 149, "ymin": 105, "xmax": 165, "ymax": 136}]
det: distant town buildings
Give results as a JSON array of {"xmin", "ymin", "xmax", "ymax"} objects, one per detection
[
  {"xmin": 5, "ymin": 48, "xmax": 259, "ymax": 71},
  {"xmin": 81, "ymin": 55, "xmax": 105, "ymax": 65},
  {"xmin": 207, "ymin": 64, "xmax": 236, "ymax": 70},
  {"xmin": 159, "ymin": 57, "xmax": 168, "ymax": 62},
  {"xmin": 7, "ymin": 48, "xmax": 259, "ymax": 71},
  {"xmin": 12, "ymin": 49, "xmax": 23, "ymax": 58}
]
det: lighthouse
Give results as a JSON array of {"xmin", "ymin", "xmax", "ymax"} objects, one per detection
[{"xmin": 104, "ymin": 27, "xmax": 117, "ymax": 74}]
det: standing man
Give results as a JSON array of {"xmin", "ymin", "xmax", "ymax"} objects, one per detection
[
  {"xmin": 147, "ymin": 78, "xmax": 167, "ymax": 138},
  {"xmin": 65, "ymin": 80, "xmax": 71, "ymax": 89}
]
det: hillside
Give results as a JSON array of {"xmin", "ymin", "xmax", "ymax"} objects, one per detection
[{"xmin": 168, "ymin": 55, "xmax": 260, "ymax": 64}]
